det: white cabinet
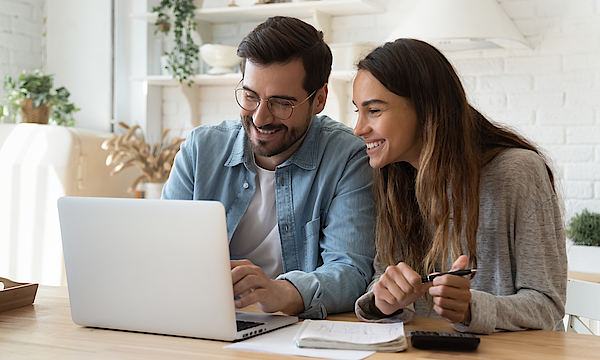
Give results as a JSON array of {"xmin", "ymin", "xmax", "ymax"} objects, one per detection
[{"xmin": 129, "ymin": 0, "xmax": 385, "ymax": 133}]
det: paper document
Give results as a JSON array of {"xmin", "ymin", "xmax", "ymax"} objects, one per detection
[
  {"xmin": 293, "ymin": 320, "xmax": 407, "ymax": 352},
  {"xmin": 224, "ymin": 323, "xmax": 375, "ymax": 360}
]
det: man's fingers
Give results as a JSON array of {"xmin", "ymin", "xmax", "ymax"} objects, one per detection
[
  {"xmin": 235, "ymin": 288, "xmax": 267, "ymax": 309},
  {"xmin": 232, "ymin": 268, "xmax": 270, "ymax": 298},
  {"xmin": 230, "ymin": 259, "xmax": 252, "ymax": 269},
  {"xmin": 231, "ymin": 261, "xmax": 263, "ymax": 285}
]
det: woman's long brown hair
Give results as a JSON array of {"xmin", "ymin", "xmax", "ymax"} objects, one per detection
[{"xmin": 358, "ymin": 39, "xmax": 556, "ymax": 274}]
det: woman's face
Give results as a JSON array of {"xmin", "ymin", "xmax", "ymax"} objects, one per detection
[{"xmin": 353, "ymin": 70, "xmax": 422, "ymax": 169}]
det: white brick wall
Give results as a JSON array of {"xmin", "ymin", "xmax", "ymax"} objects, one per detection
[
  {"xmin": 161, "ymin": 0, "xmax": 600, "ymax": 219},
  {"xmin": 0, "ymin": 0, "xmax": 45, "ymax": 103}
]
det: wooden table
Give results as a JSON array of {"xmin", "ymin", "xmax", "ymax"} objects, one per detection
[
  {"xmin": 1, "ymin": 286, "xmax": 600, "ymax": 359},
  {"xmin": 569, "ymin": 271, "xmax": 600, "ymax": 284}
]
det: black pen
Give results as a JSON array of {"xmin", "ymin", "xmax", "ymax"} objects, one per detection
[{"xmin": 421, "ymin": 269, "xmax": 477, "ymax": 283}]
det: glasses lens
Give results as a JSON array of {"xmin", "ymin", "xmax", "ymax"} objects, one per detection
[
  {"xmin": 267, "ymin": 98, "xmax": 293, "ymax": 120},
  {"xmin": 235, "ymin": 89, "xmax": 259, "ymax": 111}
]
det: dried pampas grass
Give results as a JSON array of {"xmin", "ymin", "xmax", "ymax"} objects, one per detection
[{"xmin": 102, "ymin": 122, "xmax": 185, "ymax": 193}]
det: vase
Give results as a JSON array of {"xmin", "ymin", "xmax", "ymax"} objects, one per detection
[
  {"xmin": 20, "ymin": 99, "xmax": 50, "ymax": 124},
  {"xmin": 567, "ymin": 243, "xmax": 600, "ymax": 274},
  {"xmin": 144, "ymin": 182, "xmax": 165, "ymax": 199}
]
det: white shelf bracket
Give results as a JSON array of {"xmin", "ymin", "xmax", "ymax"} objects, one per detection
[{"xmin": 311, "ymin": 9, "xmax": 332, "ymax": 43}]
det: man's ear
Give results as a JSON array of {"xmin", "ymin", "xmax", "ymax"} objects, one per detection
[{"xmin": 312, "ymin": 84, "xmax": 328, "ymax": 115}]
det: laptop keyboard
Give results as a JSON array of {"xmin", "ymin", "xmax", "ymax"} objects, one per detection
[{"xmin": 236, "ymin": 320, "xmax": 264, "ymax": 332}]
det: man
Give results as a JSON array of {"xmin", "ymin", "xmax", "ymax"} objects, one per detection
[{"xmin": 162, "ymin": 16, "xmax": 375, "ymax": 319}]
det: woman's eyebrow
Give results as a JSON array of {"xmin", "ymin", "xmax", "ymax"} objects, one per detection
[{"xmin": 360, "ymin": 99, "xmax": 387, "ymax": 107}]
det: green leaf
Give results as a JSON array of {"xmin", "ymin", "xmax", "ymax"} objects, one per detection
[
  {"xmin": 55, "ymin": 86, "xmax": 70, "ymax": 100},
  {"xmin": 3, "ymin": 74, "xmax": 16, "ymax": 92},
  {"xmin": 567, "ymin": 209, "xmax": 600, "ymax": 246}
]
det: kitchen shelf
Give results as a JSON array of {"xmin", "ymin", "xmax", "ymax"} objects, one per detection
[
  {"xmin": 129, "ymin": 0, "xmax": 378, "ymax": 130},
  {"xmin": 130, "ymin": 0, "xmax": 384, "ymax": 24}
]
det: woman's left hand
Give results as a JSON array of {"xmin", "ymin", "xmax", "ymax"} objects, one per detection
[{"xmin": 428, "ymin": 255, "xmax": 472, "ymax": 324}]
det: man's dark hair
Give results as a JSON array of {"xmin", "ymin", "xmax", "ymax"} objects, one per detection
[{"xmin": 237, "ymin": 16, "xmax": 332, "ymax": 97}]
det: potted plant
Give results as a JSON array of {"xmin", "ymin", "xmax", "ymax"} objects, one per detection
[
  {"xmin": 2, "ymin": 70, "xmax": 79, "ymax": 126},
  {"xmin": 153, "ymin": 0, "xmax": 201, "ymax": 85},
  {"xmin": 566, "ymin": 209, "xmax": 600, "ymax": 274},
  {"xmin": 101, "ymin": 122, "xmax": 185, "ymax": 198}
]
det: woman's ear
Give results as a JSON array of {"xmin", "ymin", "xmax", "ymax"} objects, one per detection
[{"xmin": 311, "ymin": 84, "xmax": 328, "ymax": 115}]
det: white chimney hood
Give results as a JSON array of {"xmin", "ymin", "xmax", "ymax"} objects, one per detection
[{"xmin": 388, "ymin": 0, "xmax": 531, "ymax": 51}]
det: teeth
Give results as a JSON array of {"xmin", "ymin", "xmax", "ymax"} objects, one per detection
[
  {"xmin": 366, "ymin": 140, "xmax": 384, "ymax": 150},
  {"xmin": 257, "ymin": 127, "xmax": 277, "ymax": 134}
]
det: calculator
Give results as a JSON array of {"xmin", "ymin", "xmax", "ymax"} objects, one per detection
[{"xmin": 411, "ymin": 331, "xmax": 480, "ymax": 351}]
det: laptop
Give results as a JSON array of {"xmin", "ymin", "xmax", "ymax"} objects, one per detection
[{"xmin": 57, "ymin": 196, "xmax": 298, "ymax": 341}]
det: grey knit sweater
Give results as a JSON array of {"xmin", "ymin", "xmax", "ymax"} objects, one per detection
[{"xmin": 355, "ymin": 148, "xmax": 567, "ymax": 334}]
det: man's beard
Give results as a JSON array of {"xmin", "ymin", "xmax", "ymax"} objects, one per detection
[{"xmin": 242, "ymin": 114, "xmax": 312, "ymax": 158}]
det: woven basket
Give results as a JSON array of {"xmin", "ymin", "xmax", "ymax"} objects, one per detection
[{"xmin": 20, "ymin": 99, "xmax": 50, "ymax": 124}]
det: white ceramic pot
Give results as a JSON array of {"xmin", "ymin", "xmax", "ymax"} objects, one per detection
[
  {"xmin": 567, "ymin": 243, "xmax": 600, "ymax": 274},
  {"xmin": 144, "ymin": 182, "xmax": 165, "ymax": 199},
  {"xmin": 200, "ymin": 44, "xmax": 241, "ymax": 75}
]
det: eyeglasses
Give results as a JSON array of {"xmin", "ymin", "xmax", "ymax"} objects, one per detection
[{"xmin": 234, "ymin": 80, "xmax": 316, "ymax": 120}]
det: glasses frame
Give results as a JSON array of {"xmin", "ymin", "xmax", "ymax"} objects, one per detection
[{"xmin": 234, "ymin": 80, "xmax": 317, "ymax": 120}]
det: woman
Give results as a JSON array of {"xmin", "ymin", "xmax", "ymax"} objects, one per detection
[{"xmin": 352, "ymin": 39, "xmax": 566, "ymax": 334}]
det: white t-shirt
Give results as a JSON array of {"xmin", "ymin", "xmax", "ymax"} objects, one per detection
[{"xmin": 229, "ymin": 162, "xmax": 283, "ymax": 279}]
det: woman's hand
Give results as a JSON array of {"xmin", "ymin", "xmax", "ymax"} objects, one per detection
[
  {"xmin": 372, "ymin": 262, "xmax": 431, "ymax": 315},
  {"xmin": 428, "ymin": 255, "xmax": 472, "ymax": 323}
]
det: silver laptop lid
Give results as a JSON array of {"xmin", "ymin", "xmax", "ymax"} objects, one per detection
[{"xmin": 58, "ymin": 197, "xmax": 238, "ymax": 340}]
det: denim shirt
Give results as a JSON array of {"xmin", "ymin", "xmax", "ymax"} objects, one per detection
[{"xmin": 162, "ymin": 115, "xmax": 376, "ymax": 319}]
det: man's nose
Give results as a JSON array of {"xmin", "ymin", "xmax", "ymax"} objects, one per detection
[{"xmin": 252, "ymin": 100, "xmax": 274, "ymax": 128}]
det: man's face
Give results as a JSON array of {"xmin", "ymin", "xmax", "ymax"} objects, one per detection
[{"xmin": 239, "ymin": 59, "xmax": 324, "ymax": 170}]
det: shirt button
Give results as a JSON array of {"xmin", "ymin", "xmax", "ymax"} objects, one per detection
[
  {"xmin": 243, "ymin": 182, "xmax": 249, "ymax": 189},
  {"xmin": 284, "ymin": 225, "xmax": 289, "ymax": 232}
]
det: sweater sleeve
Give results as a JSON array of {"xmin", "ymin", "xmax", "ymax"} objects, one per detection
[{"xmin": 453, "ymin": 150, "xmax": 567, "ymax": 334}]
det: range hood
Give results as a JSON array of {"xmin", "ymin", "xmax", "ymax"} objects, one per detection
[{"xmin": 388, "ymin": 0, "xmax": 531, "ymax": 51}]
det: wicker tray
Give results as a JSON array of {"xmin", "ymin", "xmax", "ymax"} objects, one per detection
[{"xmin": 0, "ymin": 277, "xmax": 39, "ymax": 313}]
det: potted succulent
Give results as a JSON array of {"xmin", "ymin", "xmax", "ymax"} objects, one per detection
[
  {"xmin": 2, "ymin": 70, "xmax": 79, "ymax": 126},
  {"xmin": 153, "ymin": 0, "xmax": 201, "ymax": 85},
  {"xmin": 101, "ymin": 122, "xmax": 185, "ymax": 198},
  {"xmin": 566, "ymin": 209, "xmax": 600, "ymax": 274}
]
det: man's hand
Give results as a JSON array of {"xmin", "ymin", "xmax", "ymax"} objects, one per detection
[
  {"xmin": 428, "ymin": 255, "xmax": 472, "ymax": 324},
  {"xmin": 230, "ymin": 259, "xmax": 304, "ymax": 315},
  {"xmin": 372, "ymin": 262, "xmax": 431, "ymax": 315}
]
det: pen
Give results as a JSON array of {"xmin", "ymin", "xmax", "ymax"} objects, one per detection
[{"xmin": 421, "ymin": 269, "xmax": 477, "ymax": 283}]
